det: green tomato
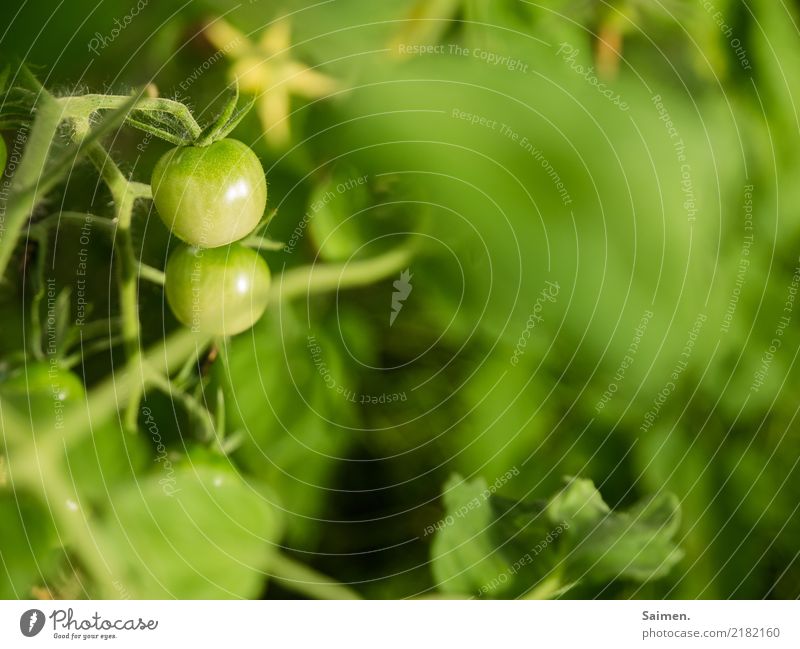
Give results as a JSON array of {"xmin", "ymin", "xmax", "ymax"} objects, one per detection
[
  {"xmin": 0, "ymin": 362, "xmax": 85, "ymax": 416},
  {"xmin": 0, "ymin": 363, "xmax": 148, "ymax": 503},
  {"xmin": 165, "ymin": 244, "xmax": 271, "ymax": 336},
  {"xmin": 151, "ymin": 139, "xmax": 267, "ymax": 248}
]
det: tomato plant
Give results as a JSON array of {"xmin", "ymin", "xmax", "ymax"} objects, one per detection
[
  {"xmin": 4, "ymin": 0, "xmax": 799, "ymax": 605},
  {"xmin": 0, "ymin": 61, "xmax": 412, "ymax": 601}
]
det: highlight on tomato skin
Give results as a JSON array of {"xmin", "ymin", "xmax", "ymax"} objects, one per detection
[
  {"xmin": 151, "ymin": 138, "xmax": 267, "ymax": 249},
  {"xmin": 164, "ymin": 243, "xmax": 271, "ymax": 336}
]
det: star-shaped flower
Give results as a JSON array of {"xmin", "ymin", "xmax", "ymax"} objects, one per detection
[{"xmin": 204, "ymin": 18, "xmax": 339, "ymax": 148}]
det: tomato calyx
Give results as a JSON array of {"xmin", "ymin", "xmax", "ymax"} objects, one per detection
[{"xmin": 193, "ymin": 82, "xmax": 256, "ymax": 147}]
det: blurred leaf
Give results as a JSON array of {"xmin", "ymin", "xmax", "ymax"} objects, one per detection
[
  {"xmin": 549, "ymin": 478, "xmax": 684, "ymax": 583},
  {"xmin": 0, "ymin": 491, "xmax": 58, "ymax": 598},
  {"xmin": 97, "ymin": 464, "xmax": 281, "ymax": 598},
  {"xmin": 433, "ymin": 475, "xmax": 682, "ymax": 596},
  {"xmin": 217, "ymin": 307, "xmax": 355, "ymax": 549},
  {"xmin": 547, "ymin": 477, "xmax": 610, "ymax": 536},
  {"xmin": 431, "ymin": 474, "xmax": 512, "ymax": 595}
]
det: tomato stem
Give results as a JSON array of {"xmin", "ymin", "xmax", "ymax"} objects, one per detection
[
  {"xmin": 60, "ymin": 94, "xmax": 203, "ymax": 142},
  {"xmin": 271, "ymin": 243, "xmax": 417, "ymax": 303}
]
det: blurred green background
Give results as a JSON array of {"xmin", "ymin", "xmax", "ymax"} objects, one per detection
[{"xmin": 1, "ymin": 0, "xmax": 799, "ymax": 599}]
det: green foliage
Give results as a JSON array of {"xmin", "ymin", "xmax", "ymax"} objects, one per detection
[
  {"xmin": 95, "ymin": 464, "xmax": 281, "ymax": 598},
  {"xmin": 548, "ymin": 479, "xmax": 683, "ymax": 583},
  {"xmin": 0, "ymin": 492, "xmax": 58, "ymax": 598},
  {"xmin": 431, "ymin": 475, "xmax": 513, "ymax": 595}
]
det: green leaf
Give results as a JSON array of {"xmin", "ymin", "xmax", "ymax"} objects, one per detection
[
  {"xmin": 124, "ymin": 113, "xmax": 193, "ymax": 146},
  {"xmin": 0, "ymin": 491, "xmax": 59, "ymax": 598},
  {"xmin": 566, "ymin": 492, "xmax": 684, "ymax": 583},
  {"xmin": 63, "ymin": 418, "xmax": 149, "ymax": 505},
  {"xmin": 431, "ymin": 474, "xmax": 512, "ymax": 596},
  {"xmin": 547, "ymin": 476, "xmax": 610, "ymax": 535},
  {"xmin": 217, "ymin": 307, "xmax": 354, "ymax": 549},
  {"xmin": 96, "ymin": 464, "xmax": 282, "ymax": 598},
  {"xmin": 431, "ymin": 475, "xmax": 683, "ymax": 597},
  {"xmin": 195, "ymin": 83, "xmax": 240, "ymax": 145}
]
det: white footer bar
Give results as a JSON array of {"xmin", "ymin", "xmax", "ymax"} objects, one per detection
[{"xmin": 1, "ymin": 600, "xmax": 795, "ymax": 647}]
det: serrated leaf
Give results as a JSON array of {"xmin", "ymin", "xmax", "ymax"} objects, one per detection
[
  {"xmin": 566, "ymin": 492, "xmax": 683, "ymax": 583},
  {"xmin": 431, "ymin": 475, "xmax": 683, "ymax": 597}
]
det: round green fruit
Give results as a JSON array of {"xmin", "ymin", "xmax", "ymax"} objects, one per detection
[
  {"xmin": 151, "ymin": 139, "xmax": 267, "ymax": 248},
  {"xmin": 0, "ymin": 362, "xmax": 85, "ymax": 412},
  {"xmin": 165, "ymin": 244, "xmax": 271, "ymax": 336},
  {"xmin": 0, "ymin": 363, "xmax": 85, "ymax": 433}
]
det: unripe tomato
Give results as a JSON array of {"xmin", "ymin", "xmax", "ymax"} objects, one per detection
[
  {"xmin": 165, "ymin": 244, "xmax": 271, "ymax": 336},
  {"xmin": 0, "ymin": 363, "xmax": 149, "ymax": 502},
  {"xmin": 0, "ymin": 363, "xmax": 84, "ymax": 444},
  {"xmin": 0, "ymin": 362, "xmax": 85, "ymax": 415},
  {"xmin": 151, "ymin": 139, "xmax": 267, "ymax": 248}
]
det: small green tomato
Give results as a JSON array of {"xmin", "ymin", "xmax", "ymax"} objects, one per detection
[
  {"xmin": 0, "ymin": 362, "xmax": 85, "ymax": 418},
  {"xmin": 165, "ymin": 244, "xmax": 271, "ymax": 336},
  {"xmin": 151, "ymin": 139, "xmax": 267, "ymax": 248}
]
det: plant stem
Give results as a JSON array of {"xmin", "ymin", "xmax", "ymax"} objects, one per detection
[
  {"xmin": 0, "ymin": 82, "xmax": 62, "ymax": 278},
  {"xmin": 0, "ymin": 78, "xmax": 141, "ymax": 281},
  {"xmin": 76, "ymin": 136, "xmax": 151, "ymax": 431},
  {"xmin": 148, "ymin": 372, "xmax": 217, "ymax": 443},
  {"xmin": 32, "ymin": 211, "xmax": 117, "ymax": 235},
  {"xmin": 270, "ymin": 553, "xmax": 361, "ymax": 600},
  {"xmin": 137, "ymin": 262, "xmax": 165, "ymax": 285},
  {"xmin": 8, "ymin": 445, "xmax": 119, "ymax": 598},
  {"xmin": 60, "ymin": 94, "xmax": 202, "ymax": 141},
  {"xmin": 41, "ymin": 461, "xmax": 120, "ymax": 599},
  {"xmin": 271, "ymin": 245, "xmax": 415, "ymax": 303},
  {"xmin": 32, "ymin": 328, "xmax": 213, "ymax": 452}
]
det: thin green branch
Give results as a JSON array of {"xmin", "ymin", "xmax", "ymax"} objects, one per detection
[
  {"xmin": 8, "ymin": 450, "xmax": 120, "ymax": 599},
  {"xmin": 271, "ymin": 244, "xmax": 416, "ymax": 303},
  {"xmin": 241, "ymin": 234, "xmax": 286, "ymax": 251},
  {"xmin": 0, "ymin": 84, "xmax": 140, "ymax": 280},
  {"xmin": 0, "ymin": 81, "xmax": 62, "ymax": 277},
  {"xmin": 148, "ymin": 372, "xmax": 217, "ymax": 443},
  {"xmin": 31, "ymin": 211, "xmax": 117, "ymax": 235},
  {"xmin": 60, "ymin": 94, "xmax": 202, "ymax": 141},
  {"xmin": 137, "ymin": 262, "xmax": 165, "ymax": 285}
]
